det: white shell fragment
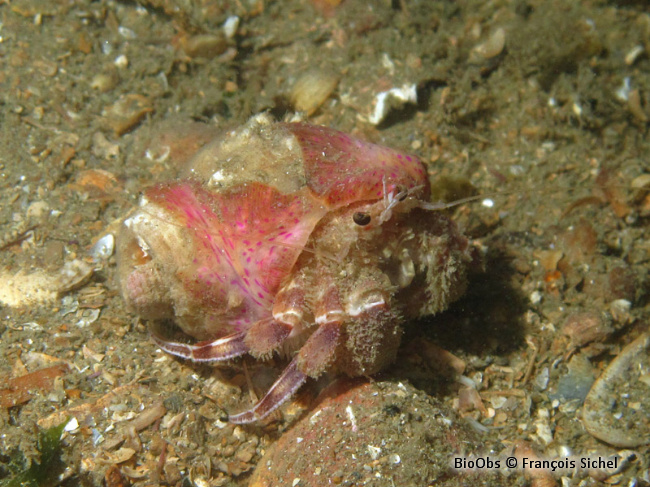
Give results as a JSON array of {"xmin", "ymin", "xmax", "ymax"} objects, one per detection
[
  {"xmin": 367, "ymin": 445, "xmax": 381, "ymax": 460},
  {"xmin": 624, "ymin": 45, "xmax": 644, "ymax": 66},
  {"xmin": 56, "ymin": 259, "xmax": 94, "ymax": 293},
  {"xmin": 368, "ymin": 83, "xmax": 417, "ymax": 125},
  {"xmin": 222, "ymin": 16, "xmax": 240, "ymax": 39},
  {"xmin": 582, "ymin": 333, "xmax": 650, "ymax": 447},
  {"xmin": 64, "ymin": 417, "xmax": 80, "ymax": 433},
  {"xmin": 615, "ymin": 77, "xmax": 631, "ymax": 102},
  {"xmin": 76, "ymin": 308, "xmax": 101, "ymax": 327},
  {"xmin": 90, "ymin": 233, "xmax": 115, "ymax": 262}
]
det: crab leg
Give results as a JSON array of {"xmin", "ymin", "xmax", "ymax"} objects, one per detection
[
  {"xmin": 151, "ymin": 331, "xmax": 249, "ymax": 362},
  {"xmin": 228, "ymin": 356, "xmax": 307, "ymax": 424},
  {"xmin": 244, "ymin": 319, "xmax": 293, "ymax": 359},
  {"xmin": 229, "ymin": 319, "xmax": 342, "ymax": 423}
]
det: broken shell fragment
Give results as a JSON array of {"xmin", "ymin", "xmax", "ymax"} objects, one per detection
[
  {"xmin": 624, "ymin": 45, "xmax": 644, "ymax": 66},
  {"xmin": 0, "ymin": 259, "xmax": 93, "ymax": 307},
  {"xmin": 290, "ymin": 69, "xmax": 339, "ymax": 115},
  {"xmin": 0, "ymin": 364, "xmax": 70, "ymax": 408},
  {"xmin": 55, "ymin": 259, "xmax": 94, "ymax": 293},
  {"xmin": 582, "ymin": 333, "xmax": 650, "ymax": 447},
  {"xmin": 368, "ymin": 83, "xmax": 417, "ymax": 125},
  {"xmin": 90, "ymin": 71, "xmax": 119, "ymax": 92},
  {"xmin": 90, "ymin": 234, "xmax": 115, "ymax": 262}
]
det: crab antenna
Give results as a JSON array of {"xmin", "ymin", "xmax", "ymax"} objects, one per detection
[{"xmin": 418, "ymin": 189, "xmax": 528, "ymax": 212}]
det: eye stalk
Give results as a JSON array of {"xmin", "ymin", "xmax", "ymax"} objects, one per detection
[{"xmin": 353, "ymin": 212, "xmax": 372, "ymax": 226}]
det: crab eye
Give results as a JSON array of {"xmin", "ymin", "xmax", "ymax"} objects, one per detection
[
  {"xmin": 396, "ymin": 185, "xmax": 408, "ymax": 201},
  {"xmin": 353, "ymin": 212, "xmax": 371, "ymax": 226}
]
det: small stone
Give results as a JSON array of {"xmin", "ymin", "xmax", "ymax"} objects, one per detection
[
  {"xmin": 553, "ymin": 353, "xmax": 595, "ymax": 403},
  {"xmin": 102, "ymin": 94, "xmax": 153, "ymax": 135},
  {"xmin": 534, "ymin": 367, "xmax": 550, "ymax": 390},
  {"xmin": 222, "ymin": 16, "xmax": 240, "ymax": 39},
  {"xmin": 90, "ymin": 72, "xmax": 119, "ymax": 92},
  {"xmin": 290, "ymin": 69, "xmax": 338, "ymax": 116},
  {"xmin": 178, "ymin": 33, "xmax": 227, "ymax": 59},
  {"xmin": 469, "ymin": 27, "xmax": 506, "ymax": 62},
  {"xmin": 562, "ymin": 311, "xmax": 612, "ymax": 349},
  {"xmin": 114, "ymin": 54, "xmax": 128, "ymax": 69}
]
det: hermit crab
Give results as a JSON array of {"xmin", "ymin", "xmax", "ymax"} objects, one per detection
[{"xmin": 117, "ymin": 115, "xmax": 472, "ymax": 423}]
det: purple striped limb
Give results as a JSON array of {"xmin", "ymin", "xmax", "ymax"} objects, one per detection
[
  {"xmin": 229, "ymin": 321, "xmax": 341, "ymax": 423},
  {"xmin": 228, "ymin": 357, "xmax": 307, "ymax": 424},
  {"xmin": 151, "ymin": 331, "xmax": 249, "ymax": 362}
]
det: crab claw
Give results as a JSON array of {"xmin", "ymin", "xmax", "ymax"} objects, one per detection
[
  {"xmin": 151, "ymin": 331, "xmax": 249, "ymax": 362},
  {"xmin": 228, "ymin": 357, "xmax": 307, "ymax": 424}
]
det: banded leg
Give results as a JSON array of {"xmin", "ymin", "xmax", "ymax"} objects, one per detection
[
  {"xmin": 228, "ymin": 321, "xmax": 341, "ymax": 423},
  {"xmin": 151, "ymin": 331, "xmax": 248, "ymax": 362},
  {"xmin": 230, "ymin": 269, "xmax": 345, "ymax": 423},
  {"xmin": 228, "ymin": 356, "xmax": 307, "ymax": 424},
  {"xmin": 340, "ymin": 272, "xmax": 399, "ymax": 376},
  {"xmin": 313, "ymin": 277, "xmax": 345, "ymax": 326},
  {"xmin": 272, "ymin": 270, "xmax": 310, "ymax": 334},
  {"xmin": 243, "ymin": 274, "xmax": 310, "ymax": 360}
]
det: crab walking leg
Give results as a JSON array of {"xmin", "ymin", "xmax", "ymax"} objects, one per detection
[
  {"xmin": 150, "ymin": 331, "xmax": 249, "ymax": 362},
  {"xmin": 228, "ymin": 356, "xmax": 307, "ymax": 424},
  {"xmin": 296, "ymin": 272, "xmax": 344, "ymax": 377},
  {"xmin": 229, "ymin": 321, "xmax": 342, "ymax": 423},
  {"xmin": 244, "ymin": 319, "xmax": 293, "ymax": 358}
]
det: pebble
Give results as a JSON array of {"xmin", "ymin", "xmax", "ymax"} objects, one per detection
[
  {"xmin": 249, "ymin": 379, "xmax": 519, "ymax": 486},
  {"xmin": 562, "ymin": 312, "xmax": 613, "ymax": 349},
  {"xmin": 178, "ymin": 33, "xmax": 227, "ymax": 59},
  {"xmin": 102, "ymin": 94, "xmax": 154, "ymax": 135},
  {"xmin": 552, "ymin": 353, "xmax": 595, "ymax": 403},
  {"xmin": 290, "ymin": 69, "xmax": 338, "ymax": 116},
  {"xmin": 469, "ymin": 27, "xmax": 506, "ymax": 62}
]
